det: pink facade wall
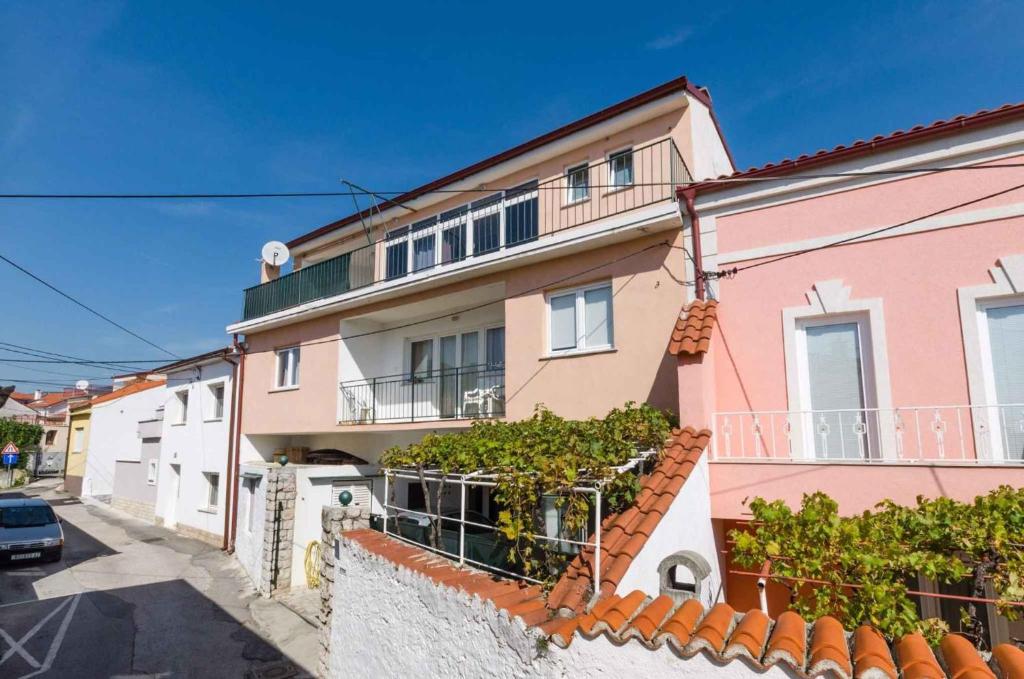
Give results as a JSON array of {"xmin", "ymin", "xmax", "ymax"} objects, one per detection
[
  {"xmin": 241, "ymin": 229, "xmax": 687, "ymax": 436},
  {"xmin": 701, "ymin": 149, "xmax": 1024, "ymax": 516}
]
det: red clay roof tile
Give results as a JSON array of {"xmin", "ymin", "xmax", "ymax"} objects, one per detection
[
  {"xmin": 668, "ymin": 299, "xmax": 718, "ymax": 356},
  {"xmin": 546, "ymin": 427, "xmax": 710, "ymax": 613},
  {"xmin": 853, "ymin": 625, "xmax": 897, "ymax": 679},
  {"xmin": 689, "ymin": 602, "xmax": 737, "ymax": 654},
  {"xmin": 763, "ymin": 610, "xmax": 806, "ymax": 669},
  {"xmin": 809, "ymin": 616, "xmax": 853, "ymax": 679},
  {"xmin": 941, "ymin": 634, "xmax": 995, "ymax": 679},
  {"xmin": 724, "ymin": 609, "xmax": 771, "ymax": 660},
  {"xmin": 896, "ymin": 633, "xmax": 944, "ymax": 679},
  {"xmin": 993, "ymin": 644, "xmax": 1024, "ymax": 679}
]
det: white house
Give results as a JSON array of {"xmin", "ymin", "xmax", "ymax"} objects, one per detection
[
  {"xmin": 82, "ymin": 376, "xmax": 168, "ymax": 499},
  {"xmin": 154, "ymin": 348, "xmax": 239, "ymax": 547}
]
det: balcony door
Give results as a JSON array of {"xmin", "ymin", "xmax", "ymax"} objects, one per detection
[
  {"xmin": 439, "ymin": 335, "xmax": 459, "ymax": 419},
  {"xmin": 982, "ymin": 302, "xmax": 1024, "ymax": 461},
  {"xmin": 798, "ymin": 318, "xmax": 878, "ymax": 459}
]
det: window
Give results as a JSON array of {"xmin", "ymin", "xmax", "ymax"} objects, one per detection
[
  {"xmin": 72, "ymin": 427, "xmax": 85, "ymax": 453},
  {"xmin": 471, "ymin": 194, "xmax": 502, "ymax": 256},
  {"xmin": 799, "ymin": 320, "xmax": 872, "ymax": 459},
  {"xmin": 566, "ymin": 163, "xmax": 589, "ymax": 203},
  {"xmin": 409, "ymin": 339, "xmax": 433, "ymax": 380},
  {"xmin": 245, "ymin": 478, "xmax": 258, "ymax": 533},
  {"xmin": 174, "ymin": 390, "xmax": 189, "ymax": 424},
  {"xmin": 330, "ymin": 479, "xmax": 372, "ymax": 508},
  {"xmin": 608, "ymin": 148, "xmax": 634, "ymax": 188},
  {"xmin": 547, "ymin": 283, "xmax": 614, "ymax": 355},
  {"xmin": 486, "ymin": 327, "xmax": 505, "ymax": 368},
  {"xmin": 504, "ymin": 180, "xmax": 538, "ymax": 247},
  {"xmin": 208, "ymin": 382, "xmax": 225, "ymax": 420},
  {"xmin": 44, "ymin": 430, "xmax": 57, "ymax": 445},
  {"xmin": 982, "ymin": 302, "xmax": 1024, "ymax": 460},
  {"xmin": 440, "ymin": 206, "xmax": 467, "ymax": 264},
  {"xmin": 204, "ymin": 473, "xmax": 220, "ymax": 511},
  {"xmin": 385, "ymin": 227, "xmax": 409, "ymax": 279},
  {"xmin": 275, "ymin": 347, "xmax": 300, "ymax": 388},
  {"xmin": 147, "ymin": 460, "xmax": 158, "ymax": 485},
  {"xmin": 411, "ymin": 216, "xmax": 437, "ymax": 272}
]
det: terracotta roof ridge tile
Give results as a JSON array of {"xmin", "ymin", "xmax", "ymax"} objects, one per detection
[
  {"xmin": 668, "ymin": 299, "xmax": 718, "ymax": 356},
  {"xmin": 991, "ymin": 643, "xmax": 1024, "ymax": 679}
]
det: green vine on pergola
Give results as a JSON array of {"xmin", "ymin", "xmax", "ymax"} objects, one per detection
[{"xmin": 380, "ymin": 402, "xmax": 674, "ymax": 583}]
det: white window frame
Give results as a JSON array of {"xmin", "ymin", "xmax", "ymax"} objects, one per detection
[
  {"xmin": 565, "ymin": 161, "xmax": 590, "ymax": 205},
  {"xmin": 173, "ymin": 389, "xmax": 189, "ymax": 425},
  {"xmin": 202, "ymin": 472, "xmax": 220, "ymax": 512},
  {"xmin": 606, "ymin": 146, "xmax": 634, "ymax": 191},
  {"xmin": 274, "ymin": 346, "xmax": 300, "ymax": 390},
  {"xmin": 206, "ymin": 380, "xmax": 227, "ymax": 421},
  {"xmin": 957, "ymin": 255, "xmax": 1024, "ymax": 462},
  {"xmin": 545, "ymin": 281, "xmax": 615, "ymax": 357},
  {"xmin": 72, "ymin": 426, "xmax": 85, "ymax": 453},
  {"xmin": 146, "ymin": 459, "xmax": 158, "ymax": 485},
  {"xmin": 402, "ymin": 323, "xmax": 506, "ymax": 380},
  {"xmin": 783, "ymin": 280, "xmax": 894, "ymax": 460}
]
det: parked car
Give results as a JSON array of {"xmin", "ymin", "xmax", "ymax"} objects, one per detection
[{"xmin": 0, "ymin": 497, "xmax": 64, "ymax": 564}]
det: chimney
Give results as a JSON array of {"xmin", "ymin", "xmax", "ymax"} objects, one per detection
[{"xmin": 34, "ymin": 390, "xmax": 43, "ymax": 400}]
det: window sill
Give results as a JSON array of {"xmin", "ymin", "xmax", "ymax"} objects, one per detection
[
  {"xmin": 269, "ymin": 385, "xmax": 300, "ymax": 393},
  {"xmin": 603, "ymin": 184, "xmax": 633, "ymax": 197},
  {"xmin": 562, "ymin": 197, "xmax": 591, "ymax": 209},
  {"xmin": 197, "ymin": 507, "xmax": 218, "ymax": 515},
  {"xmin": 541, "ymin": 347, "xmax": 617, "ymax": 361},
  {"xmin": 203, "ymin": 417, "xmax": 224, "ymax": 423},
  {"xmin": 171, "ymin": 422, "xmax": 187, "ymax": 427}
]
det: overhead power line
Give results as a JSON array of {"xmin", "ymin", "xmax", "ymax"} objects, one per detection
[
  {"xmin": 729, "ymin": 178, "xmax": 1024, "ymax": 274},
  {"xmin": 0, "ymin": 341, "xmax": 146, "ymax": 373},
  {"xmin": 1, "ymin": 164, "xmax": 1023, "ymax": 201},
  {"xmin": 0, "ymin": 253, "xmax": 180, "ymax": 359}
]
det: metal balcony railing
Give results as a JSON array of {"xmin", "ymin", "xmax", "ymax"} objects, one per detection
[
  {"xmin": 241, "ymin": 138, "xmax": 690, "ymax": 321},
  {"xmin": 339, "ymin": 364, "xmax": 505, "ymax": 424},
  {"xmin": 712, "ymin": 404, "xmax": 1024, "ymax": 464}
]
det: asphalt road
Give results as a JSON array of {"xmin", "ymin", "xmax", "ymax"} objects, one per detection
[{"xmin": 0, "ymin": 478, "xmax": 313, "ymax": 678}]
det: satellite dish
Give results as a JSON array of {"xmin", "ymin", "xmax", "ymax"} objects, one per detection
[
  {"xmin": 75, "ymin": 380, "xmax": 90, "ymax": 391},
  {"xmin": 261, "ymin": 241, "xmax": 290, "ymax": 268}
]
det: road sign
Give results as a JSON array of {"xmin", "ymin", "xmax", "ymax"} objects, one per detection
[{"xmin": 2, "ymin": 442, "xmax": 19, "ymax": 466}]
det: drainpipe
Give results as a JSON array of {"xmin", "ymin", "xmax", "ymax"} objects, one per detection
[
  {"xmin": 757, "ymin": 559, "xmax": 772, "ymax": 614},
  {"xmin": 679, "ymin": 187, "xmax": 705, "ymax": 301},
  {"xmin": 227, "ymin": 334, "xmax": 247, "ymax": 553},
  {"xmin": 221, "ymin": 348, "xmax": 240, "ymax": 552}
]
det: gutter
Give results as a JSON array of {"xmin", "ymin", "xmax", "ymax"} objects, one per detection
[
  {"xmin": 679, "ymin": 187, "xmax": 705, "ymax": 300},
  {"xmin": 226, "ymin": 334, "xmax": 247, "ymax": 554}
]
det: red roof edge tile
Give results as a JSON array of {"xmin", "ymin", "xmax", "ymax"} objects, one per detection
[{"xmin": 668, "ymin": 299, "xmax": 718, "ymax": 356}]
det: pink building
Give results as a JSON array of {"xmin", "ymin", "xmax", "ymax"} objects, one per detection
[{"xmin": 677, "ymin": 102, "xmax": 1024, "ymax": 637}]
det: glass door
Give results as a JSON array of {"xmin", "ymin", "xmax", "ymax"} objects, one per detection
[
  {"xmin": 439, "ymin": 335, "xmax": 458, "ymax": 418},
  {"xmin": 460, "ymin": 332, "xmax": 479, "ymax": 416}
]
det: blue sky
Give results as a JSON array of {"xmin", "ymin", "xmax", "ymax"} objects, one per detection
[{"xmin": 2, "ymin": 1, "xmax": 1022, "ymax": 391}]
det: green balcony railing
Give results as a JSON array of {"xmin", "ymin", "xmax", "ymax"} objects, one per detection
[{"xmin": 241, "ymin": 243, "xmax": 375, "ymax": 320}]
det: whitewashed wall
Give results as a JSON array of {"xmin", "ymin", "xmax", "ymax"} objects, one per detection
[
  {"xmin": 330, "ymin": 536, "xmax": 793, "ymax": 679},
  {"xmin": 616, "ymin": 454, "xmax": 723, "ymax": 604},
  {"xmin": 234, "ymin": 463, "xmax": 268, "ymax": 589},
  {"xmin": 290, "ymin": 464, "xmax": 385, "ymax": 587},
  {"xmin": 155, "ymin": 360, "xmax": 233, "ymax": 540},
  {"xmin": 84, "ymin": 384, "xmax": 167, "ymax": 497}
]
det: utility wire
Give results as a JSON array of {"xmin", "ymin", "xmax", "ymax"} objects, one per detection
[
  {"xmin": 731, "ymin": 178, "xmax": 1024, "ymax": 274},
  {"xmin": 0, "ymin": 342, "xmax": 145, "ymax": 373},
  {"xmin": 0, "ymin": 253, "xmax": 179, "ymax": 359},
  {"xmin": 1, "ymin": 164, "xmax": 1024, "ymax": 201}
]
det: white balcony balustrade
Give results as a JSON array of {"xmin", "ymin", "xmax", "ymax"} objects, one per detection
[{"xmin": 712, "ymin": 405, "xmax": 1024, "ymax": 464}]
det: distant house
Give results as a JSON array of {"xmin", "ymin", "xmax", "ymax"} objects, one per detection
[
  {"xmin": 64, "ymin": 400, "xmax": 93, "ymax": 496},
  {"xmin": 81, "ymin": 376, "xmax": 166, "ymax": 500},
  {"xmin": 152, "ymin": 348, "xmax": 240, "ymax": 546}
]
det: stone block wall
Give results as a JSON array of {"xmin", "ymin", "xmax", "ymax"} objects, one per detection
[
  {"xmin": 111, "ymin": 496, "xmax": 156, "ymax": 523},
  {"xmin": 257, "ymin": 466, "xmax": 297, "ymax": 597}
]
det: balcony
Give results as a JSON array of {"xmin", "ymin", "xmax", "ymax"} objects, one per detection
[
  {"xmin": 712, "ymin": 405, "xmax": 1024, "ymax": 464},
  {"xmin": 241, "ymin": 138, "xmax": 689, "ymax": 321},
  {"xmin": 339, "ymin": 365, "xmax": 505, "ymax": 425}
]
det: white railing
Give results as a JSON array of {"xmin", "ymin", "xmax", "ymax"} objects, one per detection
[
  {"xmin": 712, "ymin": 404, "xmax": 1024, "ymax": 464},
  {"xmin": 380, "ymin": 450, "xmax": 657, "ymax": 586}
]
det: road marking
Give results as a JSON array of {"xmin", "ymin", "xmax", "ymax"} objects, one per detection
[
  {"xmin": 0, "ymin": 592, "xmax": 80, "ymax": 676},
  {"xmin": 19, "ymin": 593, "xmax": 80, "ymax": 679}
]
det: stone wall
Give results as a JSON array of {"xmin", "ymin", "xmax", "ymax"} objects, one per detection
[
  {"xmin": 317, "ymin": 505, "xmax": 369, "ymax": 679},
  {"xmin": 257, "ymin": 467, "xmax": 296, "ymax": 597},
  {"xmin": 111, "ymin": 496, "xmax": 156, "ymax": 523}
]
